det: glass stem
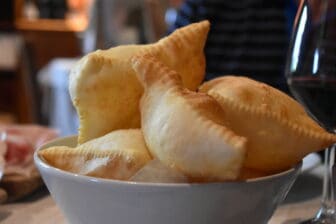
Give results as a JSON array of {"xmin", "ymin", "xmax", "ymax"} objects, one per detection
[{"xmin": 315, "ymin": 144, "xmax": 336, "ymax": 221}]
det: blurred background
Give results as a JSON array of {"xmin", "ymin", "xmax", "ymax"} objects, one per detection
[{"xmin": 0, "ymin": 0, "xmax": 178, "ymax": 136}]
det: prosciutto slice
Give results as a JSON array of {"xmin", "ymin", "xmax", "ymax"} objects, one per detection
[{"xmin": 0, "ymin": 125, "xmax": 58, "ymax": 178}]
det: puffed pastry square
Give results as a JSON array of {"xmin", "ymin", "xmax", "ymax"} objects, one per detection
[
  {"xmin": 132, "ymin": 55, "xmax": 247, "ymax": 181},
  {"xmin": 69, "ymin": 21, "xmax": 209, "ymax": 144},
  {"xmin": 199, "ymin": 76, "xmax": 336, "ymax": 173},
  {"xmin": 39, "ymin": 129, "xmax": 151, "ymax": 180}
]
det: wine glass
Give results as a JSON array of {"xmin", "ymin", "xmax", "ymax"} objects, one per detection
[
  {"xmin": 285, "ymin": 0, "xmax": 336, "ymax": 223},
  {"xmin": 0, "ymin": 131, "xmax": 6, "ymax": 180}
]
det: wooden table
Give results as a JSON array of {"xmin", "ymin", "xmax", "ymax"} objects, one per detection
[{"xmin": 0, "ymin": 166, "xmax": 325, "ymax": 224}]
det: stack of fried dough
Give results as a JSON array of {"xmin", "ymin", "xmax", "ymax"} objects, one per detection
[{"xmin": 39, "ymin": 21, "xmax": 336, "ymax": 182}]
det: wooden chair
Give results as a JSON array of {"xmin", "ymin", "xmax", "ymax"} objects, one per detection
[{"xmin": 0, "ymin": 36, "xmax": 37, "ymax": 123}]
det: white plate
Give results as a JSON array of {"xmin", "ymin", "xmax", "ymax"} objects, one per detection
[{"xmin": 302, "ymin": 153, "xmax": 321, "ymax": 173}]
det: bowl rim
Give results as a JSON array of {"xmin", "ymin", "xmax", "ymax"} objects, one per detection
[{"xmin": 34, "ymin": 135, "xmax": 302, "ymax": 188}]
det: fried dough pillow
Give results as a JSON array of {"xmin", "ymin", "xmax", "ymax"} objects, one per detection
[
  {"xmin": 70, "ymin": 21, "xmax": 210, "ymax": 144},
  {"xmin": 39, "ymin": 129, "xmax": 151, "ymax": 180},
  {"xmin": 199, "ymin": 76, "xmax": 336, "ymax": 173},
  {"xmin": 132, "ymin": 55, "xmax": 246, "ymax": 181}
]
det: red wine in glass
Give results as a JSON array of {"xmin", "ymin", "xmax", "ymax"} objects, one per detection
[
  {"xmin": 285, "ymin": 0, "xmax": 336, "ymax": 223},
  {"xmin": 288, "ymin": 77, "xmax": 336, "ymax": 131}
]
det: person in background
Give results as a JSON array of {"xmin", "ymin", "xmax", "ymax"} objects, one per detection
[{"xmin": 169, "ymin": 0, "xmax": 298, "ymax": 93}]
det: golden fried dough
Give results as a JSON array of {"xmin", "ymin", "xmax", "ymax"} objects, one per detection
[
  {"xmin": 199, "ymin": 76, "xmax": 336, "ymax": 173},
  {"xmin": 132, "ymin": 55, "xmax": 246, "ymax": 181},
  {"xmin": 130, "ymin": 159, "xmax": 188, "ymax": 183},
  {"xmin": 39, "ymin": 129, "xmax": 151, "ymax": 180},
  {"xmin": 70, "ymin": 21, "xmax": 209, "ymax": 144}
]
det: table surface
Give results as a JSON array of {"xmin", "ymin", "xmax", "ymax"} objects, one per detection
[{"xmin": 0, "ymin": 166, "xmax": 325, "ymax": 224}]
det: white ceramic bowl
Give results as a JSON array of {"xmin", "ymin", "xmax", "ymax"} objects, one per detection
[{"xmin": 34, "ymin": 136, "xmax": 301, "ymax": 224}]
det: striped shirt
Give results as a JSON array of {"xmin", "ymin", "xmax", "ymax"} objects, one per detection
[{"xmin": 169, "ymin": 0, "xmax": 297, "ymax": 92}]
